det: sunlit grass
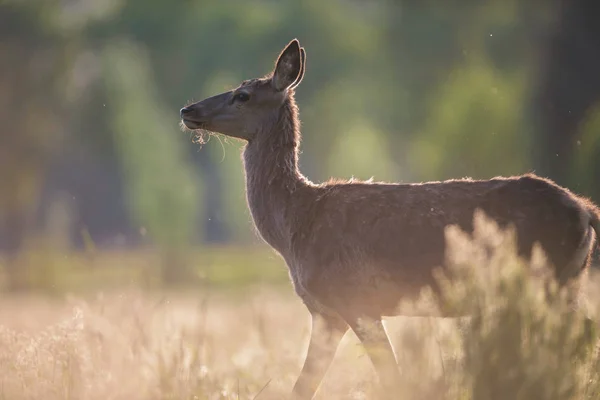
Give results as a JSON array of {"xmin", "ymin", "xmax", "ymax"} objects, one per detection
[{"xmin": 1, "ymin": 215, "xmax": 600, "ymax": 399}]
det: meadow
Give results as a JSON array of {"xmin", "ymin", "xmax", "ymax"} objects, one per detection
[{"xmin": 2, "ymin": 216, "xmax": 600, "ymax": 400}]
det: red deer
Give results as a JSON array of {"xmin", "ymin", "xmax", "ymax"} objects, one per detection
[{"xmin": 180, "ymin": 39, "xmax": 600, "ymax": 400}]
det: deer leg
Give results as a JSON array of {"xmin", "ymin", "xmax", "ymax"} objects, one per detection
[
  {"xmin": 291, "ymin": 311, "xmax": 348, "ymax": 400},
  {"xmin": 346, "ymin": 315, "xmax": 401, "ymax": 399}
]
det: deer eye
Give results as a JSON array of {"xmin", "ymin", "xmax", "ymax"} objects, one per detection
[{"xmin": 233, "ymin": 92, "xmax": 250, "ymax": 102}]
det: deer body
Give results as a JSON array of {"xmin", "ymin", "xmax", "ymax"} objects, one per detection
[{"xmin": 181, "ymin": 39, "xmax": 600, "ymax": 400}]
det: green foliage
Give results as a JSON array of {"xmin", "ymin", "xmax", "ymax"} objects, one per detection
[
  {"xmin": 212, "ymin": 142, "xmax": 255, "ymax": 243},
  {"xmin": 570, "ymin": 105, "xmax": 600, "ymax": 198},
  {"xmin": 104, "ymin": 41, "xmax": 201, "ymax": 247},
  {"xmin": 326, "ymin": 121, "xmax": 398, "ymax": 182},
  {"xmin": 0, "ymin": 246, "xmax": 289, "ymax": 293},
  {"xmin": 409, "ymin": 58, "xmax": 530, "ymax": 181},
  {"xmin": 103, "ymin": 41, "xmax": 202, "ymax": 284},
  {"xmin": 4, "ymin": 0, "xmax": 599, "ymax": 293},
  {"xmin": 0, "ymin": 0, "xmax": 87, "ymax": 290}
]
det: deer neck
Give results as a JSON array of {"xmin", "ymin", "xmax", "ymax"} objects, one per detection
[{"xmin": 242, "ymin": 97, "xmax": 308, "ymax": 252}]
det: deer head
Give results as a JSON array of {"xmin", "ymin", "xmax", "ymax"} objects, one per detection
[{"xmin": 180, "ymin": 39, "xmax": 306, "ymax": 141}]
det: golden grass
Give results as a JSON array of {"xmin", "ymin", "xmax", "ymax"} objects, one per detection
[
  {"xmin": 0, "ymin": 288, "xmax": 372, "ymax": 399},
  {"xmin": 1, "ymin": 281, "xmax": 597, "ymax": 399},
  {"xmin": 0, "ymin": 282, "xmax": 598, "ymax": 399},
  {"xmin": 2, "ymin": 215, "xmax": 600, "ymax": 399},
  {"xmin": 0, "ymin": 286, "xmax": 473, "ymax": 400}
]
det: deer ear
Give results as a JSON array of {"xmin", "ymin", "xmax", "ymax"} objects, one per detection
[
  {"xmin": 290, "ymin": 47, "xmax": 306, "ymax": 90},
  {"xmin": 272, "ymin": 39, "xmax": 302, "ymax": 92}
]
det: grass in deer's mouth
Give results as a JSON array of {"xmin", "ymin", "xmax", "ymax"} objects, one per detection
[
  {"xmin": 179, "ymin": 120, "xmax": 215, "ymax": 147},
  {"xmin": 191, "ymin": 128, "xmax": 213, "ymax": 146},
  {"xmin": 179, "ymin": 124, "xmax": 241, "ymax": 153}
]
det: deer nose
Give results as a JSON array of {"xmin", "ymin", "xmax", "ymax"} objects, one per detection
[{"xmin": 180, "ymin": 107, "xmax": 193, "ymax": 118}]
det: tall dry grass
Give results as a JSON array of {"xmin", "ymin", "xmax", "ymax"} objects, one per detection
[{"xmin": 1, "ymin": 212, "xmax": 600, "ymax": 399}]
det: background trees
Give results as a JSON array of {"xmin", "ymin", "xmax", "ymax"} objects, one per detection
[{"xmin": 1, "ymin": 0, "xmax": 599, "ymax": 287}]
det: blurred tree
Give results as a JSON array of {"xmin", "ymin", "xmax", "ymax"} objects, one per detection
[
  {"xmin": 383, "ymin": 1, "xmax": 556, "ymax": 182},
  {"xmin": 93, "ymin": 0, "xmax": 391, "ymax": 241},
  {"xmin": 409, "ymin": 58, "xmax": 529, "ymax": 180},
  {"xmin": 381, "ymin": 1, "xmax": 554, "ymax": 180},
  {"xmin": 0, "ymin": 1, "xmax": 80, "ymax": 290},
  {"xmin": 103, "ymin": 41, "xmax": 202, "ymax": 285},
  {"xmin": 572, "ymin": 106, "xmax": 600, "ymax": 197},
  {"xmin": 531, "ymin": 0, "xmax": 600, "ymax": 201},
  {"xmin": 6, "ymin": 0, "xmax": 599, "ymax": 265}
]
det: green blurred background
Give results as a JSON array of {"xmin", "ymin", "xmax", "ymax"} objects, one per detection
[{"xmin": 1, "ymin": 0, "xmax": 599, "ymax": 293}]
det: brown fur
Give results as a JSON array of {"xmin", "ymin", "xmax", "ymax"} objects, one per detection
[{"xmin": 180, "ymin": 39, "xmax": 600, "ymax": 400}]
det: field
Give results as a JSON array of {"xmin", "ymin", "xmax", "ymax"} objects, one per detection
[
  {"xmin": 2, "ymin": 218, "xmax": 600, "ymax": 400},
  {"xmin": 0, "ymin": 286, "xmax": 446, "ymax": 400}
]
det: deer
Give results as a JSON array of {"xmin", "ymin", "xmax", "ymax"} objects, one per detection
[{"xmin": 180, "ymin": 38, "xmax": 600, "ymax": 399}]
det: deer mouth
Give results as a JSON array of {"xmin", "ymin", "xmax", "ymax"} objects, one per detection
[{"xmin": 180, "ymin": 118, "xmax": 206, "ymax": 130}]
